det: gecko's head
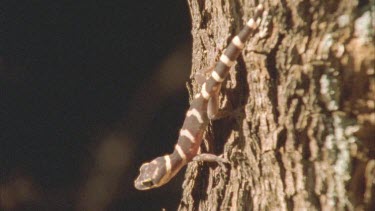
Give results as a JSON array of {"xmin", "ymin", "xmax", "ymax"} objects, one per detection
[{"xmin": 134, "ymin": 156, "xmax": 172, "ymax": 190}]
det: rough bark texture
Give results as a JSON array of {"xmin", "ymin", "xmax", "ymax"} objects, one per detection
[{"xmin": 180, "ymin": 0, "xmax": 374, "ymax": 210}]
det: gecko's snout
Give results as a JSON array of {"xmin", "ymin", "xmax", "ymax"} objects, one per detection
[
  {"xmin": 134, "ymin": 162, "xmax": 154, "ymax": 190},
  {"xmin": 134, "ymin": 156, "xmax": 167, "ymax": 190}
]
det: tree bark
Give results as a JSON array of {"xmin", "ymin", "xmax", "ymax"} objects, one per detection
[{"xmin": 180, "ymin": 0, "xmax": 374, "ymax": 210}]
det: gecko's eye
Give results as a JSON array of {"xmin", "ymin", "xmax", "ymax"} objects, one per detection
[{"xmin": 142, "ymin": 179, "xmax": 154, "ymax": 187}]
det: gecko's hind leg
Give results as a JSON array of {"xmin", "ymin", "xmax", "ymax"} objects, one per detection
[
  {"xmin": 197, "ymin": 65, "xmax": 243, "ymax": 120},
  {"xmin": 207, "ymin": 85, "xmax": 221, "ymax": 119},
  {"xmin": 195, "ymin": 65, "xmax": 225, "ymax": 120},
  {"xmin": 194, "ymin": 65, "xmax": 215, "ymax": 85}
]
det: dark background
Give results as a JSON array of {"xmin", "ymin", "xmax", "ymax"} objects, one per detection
[{"xmin": 1, "ymin": 0, "xmax": 191, "ymax": 210}]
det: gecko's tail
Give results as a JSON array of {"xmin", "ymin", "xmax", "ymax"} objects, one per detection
[{"xmin": 201, "ymin": 4, "xmax": 265, "ymax": 99}]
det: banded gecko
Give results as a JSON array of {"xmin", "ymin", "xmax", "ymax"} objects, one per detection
[{"xmin": 134, "ymin": 4, "xmax": 265, "ymax": 190}]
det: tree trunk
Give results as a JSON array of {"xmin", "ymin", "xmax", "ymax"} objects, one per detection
[{"xmin": 180, "ymin": 0, "xmax": 374, "ymax": 210}]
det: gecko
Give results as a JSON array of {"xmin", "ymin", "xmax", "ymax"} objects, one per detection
[{"xmin": 134, "ymin": 4, "xmax": 265, "ymax": 190}]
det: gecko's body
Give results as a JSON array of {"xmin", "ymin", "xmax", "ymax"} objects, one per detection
[{"xmin": 134, "ymin": 5, "xmax": 264, "ymax": 190}]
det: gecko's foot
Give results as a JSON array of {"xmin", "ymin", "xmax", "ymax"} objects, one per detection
[
  {"xmin": 193, "ymin": 153, "xmax": 229, "ymax": 163},
  {"xmin": 193, "ymin": 153, "xmax": 229, "ymax": 169}
]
